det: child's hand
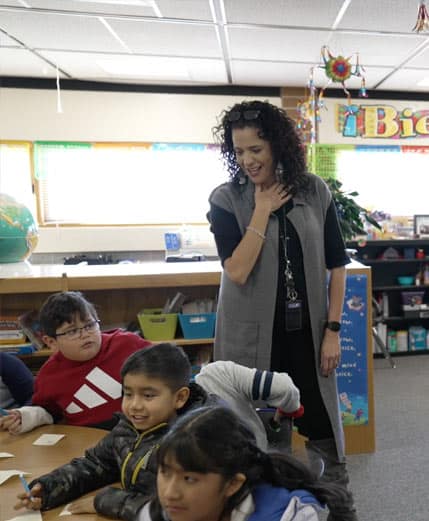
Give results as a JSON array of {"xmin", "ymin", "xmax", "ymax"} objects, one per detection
[
  {"xmin": 0, "ymin": 410, "xmax": 22, "ymax": 433},
  {"xmin": 14, "ymin": 482, "xmax": 43, "ymax": 511},
  {"xmin": 68, "ymin": 495, "xmax": 96, "ymax": 514}
]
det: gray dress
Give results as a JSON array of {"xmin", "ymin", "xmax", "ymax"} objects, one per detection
[{"xmin": 209, "ymin": 173, "xmax": 346, "ymax": 460}]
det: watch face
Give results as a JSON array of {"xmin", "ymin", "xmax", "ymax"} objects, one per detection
[{"xmin": 327, "ymin": 321, "xmax": 341, "ymax": 332}]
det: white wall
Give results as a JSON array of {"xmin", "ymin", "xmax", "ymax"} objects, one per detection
[{"xmin": 0, "ymin": 88, "xmax": 280, "ymax": 254}]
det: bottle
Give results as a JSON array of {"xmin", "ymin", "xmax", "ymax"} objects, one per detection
[
  {"xmin": 424, "ymin": 264, "xmax": 429, "ymax": 286},
  {"xmin": 415, "ymin": 268, "xmax": 422, "ymax": 286}
]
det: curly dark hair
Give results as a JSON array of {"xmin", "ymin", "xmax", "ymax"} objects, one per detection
[{"xmin": 213, "ymin": 100, "xmax": 310, "ymax": 196}]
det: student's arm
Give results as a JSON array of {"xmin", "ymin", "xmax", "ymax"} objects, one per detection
[
  {"xmin": 1, "ymin": 353, "xmax": 34, "ymax": 406},
  {"xmin": 94, "ymin": 454, "xmax": 157, "ymax": 521},
  {"xmin": 3, "ymin": 405, "xmax": 54, "ymax": 434},
  {"xmin": 196, "ymin": 361, "xmax": 301, "ymax": 413},
  {"xmin": 94, "ymin": 475, "xmax": 156, "ymax": 521},
  {"xmin": 28, "ymin": 430, "xmax": 118, "ymax": 511}
]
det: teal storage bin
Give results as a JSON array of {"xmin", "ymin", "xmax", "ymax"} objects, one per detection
[{"xmin": 179, "ymin": 313, "xmax": 216, "ymax": 339}]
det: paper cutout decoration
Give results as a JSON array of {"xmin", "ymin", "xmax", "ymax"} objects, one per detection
[
  {"xmin": 318, "ymin": 46, "xmax": 368, "ymax": 103},
  {"xmin": 412, "ymin": 1, "xmax": 429, "ymax": 32}
]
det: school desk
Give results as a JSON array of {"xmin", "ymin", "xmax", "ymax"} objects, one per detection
[{"xmin": 0, "ymin": 424, "xmax": 110, "ymax": 521}]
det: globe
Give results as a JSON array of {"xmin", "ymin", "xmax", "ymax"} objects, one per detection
[{"xmin": 0, "ymin": 194, "xmax": 38, "ymax": 263}]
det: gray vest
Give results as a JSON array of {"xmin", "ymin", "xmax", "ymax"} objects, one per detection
[{"xmin": 209, "ymin": 173, "xmax": 345, "ymax": 459}]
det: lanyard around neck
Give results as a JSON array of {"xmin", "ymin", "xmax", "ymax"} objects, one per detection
[{"xmin": 279, "ymin": 207, "xmax": 298, "ymax": 302}]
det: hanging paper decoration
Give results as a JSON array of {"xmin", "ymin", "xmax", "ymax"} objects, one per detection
[
  {"xmin": 318, "ymin": 46, "xmax": 368, "ymax": 104},
  {"xmin": 56, "ymin": 66, "xmax": 63, "ymax": 114},
  {"xmin": 296, "ymin": 67, "xmax": 324, "ymax": 144},
  {"xmin": 412, "ymin": 1, "xmax": 429, "ymax": 32}
]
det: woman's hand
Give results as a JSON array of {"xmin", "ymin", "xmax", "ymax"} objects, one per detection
[
  {"xmin": 254, "ymin": 182, "xmax": 290, "ymax": 213},
  {"xmin": 68, "ymin": 495, "xmax": 96, "ymax": 514},
  {"xmin": 0, "ymin": 410, "xmax": 22, "ymax": 434},
  {"xmin": 320, "ymin": 329, "xmax": 341, "ymax": 377},
  {"xmin": 14, "ymin": 482, "xmax": 43, "ymax": 511}
]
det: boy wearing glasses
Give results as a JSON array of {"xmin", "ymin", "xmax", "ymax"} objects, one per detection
[{"xmin": 0, "ymin": 291, "xmax": 151, "ymax": 434}]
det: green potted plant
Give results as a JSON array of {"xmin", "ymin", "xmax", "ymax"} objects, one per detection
[{"xmin": 325, "ymin": 178, "xmax": 381, "ymax": 241}]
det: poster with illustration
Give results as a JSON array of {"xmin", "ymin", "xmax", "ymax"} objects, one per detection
[{"xmin": 338, "ymin": 274, "xmax": 369, "ymax": 426}]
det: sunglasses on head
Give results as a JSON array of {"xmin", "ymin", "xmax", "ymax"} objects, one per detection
[{"xmin": 227, "ymin": 109, "xmax": 261, "ymax": 123}]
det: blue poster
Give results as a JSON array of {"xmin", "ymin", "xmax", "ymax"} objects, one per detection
[{"xmin": 337, "ymin": 274, "xmax": 369, "ymax": 426}]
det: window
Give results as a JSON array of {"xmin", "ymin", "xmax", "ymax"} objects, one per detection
[
  {"xmin": 0, "ymin": 142, "xmax": 36, "ymax": 217},
  {"xmin": 34, "ymin": 141, "xmax": 227, "ymax": 225},
  {"xmin": 314, "ymin": 144, "xmax": 429, "ymax": 216}
]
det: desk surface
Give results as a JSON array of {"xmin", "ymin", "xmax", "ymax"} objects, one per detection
[{"xmin": 0, "ymin": 425, "xmax": 110, "ymax": 521}]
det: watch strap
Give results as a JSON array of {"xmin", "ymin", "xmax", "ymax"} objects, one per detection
[{"xmin": 325, "ymin": 320, "xmax": 341, "ymax": 332}]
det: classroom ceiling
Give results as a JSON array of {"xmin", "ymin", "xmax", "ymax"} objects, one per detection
[{"xmin": 0, "ymin": 0, "xmax": 429, "ymax": 93}]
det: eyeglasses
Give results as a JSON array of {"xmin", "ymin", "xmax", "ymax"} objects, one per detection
[
  {"xmin": 227, "ymin": 110, "xmax": 261, "ymax": 122},
  {"xmin": 55, "ymin": 319, "xmax": 100, "ymax": 340}
]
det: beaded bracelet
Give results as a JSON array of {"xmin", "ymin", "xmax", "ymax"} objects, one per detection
[{"xmin": 246, "ymin": 226, "xmax": 266, "ymax": 240}]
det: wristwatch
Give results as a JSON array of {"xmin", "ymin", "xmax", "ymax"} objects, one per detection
[{"xmin": 325, "ymin": 321, "xmax": 341, "ymax": 332}]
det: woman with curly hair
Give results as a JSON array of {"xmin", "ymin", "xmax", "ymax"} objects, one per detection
[
  {"xmin": 140, "ymin": 406, "xmax": 349, "ymax": 521},
  {"xmin": 207, "ymin": 100, "xmax": 356, "ymax": 521}
]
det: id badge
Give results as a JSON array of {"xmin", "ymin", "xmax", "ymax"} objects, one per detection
[{"xmin": 285, "ymin": 299, "xmax": 302, "ymax": 331}]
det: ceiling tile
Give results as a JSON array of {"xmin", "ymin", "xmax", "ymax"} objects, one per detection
[
  {"xmin": 0, "ymin": 10, "xmax": 125, "ymax": 52},
  {"xmin": 40, "ymin": 50, "xmax": 227, "ymax": 84},
  {"xmin": 109, "ymin": 18, "xmax": 220, "ymax": 57},
  {"xmin": 338, "ymin": 0, "xmax": 422, "ymax": 33},
  {"xmin": 228, "ymin": 27, "xmax": 326, "ymax": 62},
  {"xmin": 377, "ymin": 68, "xmax": 429, "ymax": 91},
  {"xmin": 406, "ymin": 44, "xmax": 429, "ymax": 68},
  {"xmin": 224, "ymin": 0, "xmax": 343, "ymax": 28},
  {"xmin": 0, "ymin": 47, "xmax": 62, "ymax": 76},
  {"xmin": 0, "ymin": 31, "xmax": 21, "ymax": 46},
  {"xmin": 15, "ymin": 0, "xmax": 158, "ymax": 17},
  {"xmin": 231, "ymin": 60, "xmax": 314, "ymax": 87},
  {"xmin": 155, "ymin": 0, "xmax": 213, "ymax": 21},
  {"xmin": 328, "ymin": 32, "xmax": 425, "ymax": 67}
]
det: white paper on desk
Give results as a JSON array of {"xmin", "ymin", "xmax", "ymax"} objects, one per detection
[
  {"xmin": 0, "ymin": 452, "xmax": 14, "ymax": 458},
  {"xmin": 32, "ymin": 434, "xmax": 65, "ymax": 446},
  {"xmin": 4, "ymin": 509, "xmax": 42, "ymax": 521},
  {"xmin": 0, "ymin": 469, "xmax": 30, "ymax": 485},
  {"xmin": 59, "ymin": 503, "xmax": 72, "ymax": 516}
]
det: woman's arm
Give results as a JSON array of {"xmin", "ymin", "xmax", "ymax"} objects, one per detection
[
  {"xmin": 320, "ymin": 266, "xmax": 346, "ymax": 377},
  {"xmin": 225, "ymin": 183, "xmax": 289, "ymax": 285}
]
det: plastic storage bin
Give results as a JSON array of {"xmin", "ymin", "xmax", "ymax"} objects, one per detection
[
  {"xmin": 179, "ymin": 312, "xmax": 216, "ymax": 339},
  {"xmin": 137, "ymin": 308, "xmax": 178, "ymax": 341},
  {"xmin": 409, "ymin": 326, "xmax": 427, "ymax": 351},
  {"xmin": 401, "ymin": 291, "xmax": 425, "ymax": 306}
]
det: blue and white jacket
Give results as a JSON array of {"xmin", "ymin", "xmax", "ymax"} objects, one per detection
[{"xmin": 139, "ymin": 484, "xmax": 324, "ymax": 521}]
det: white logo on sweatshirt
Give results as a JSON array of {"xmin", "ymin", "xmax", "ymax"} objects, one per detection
[{"xmin": 65, "ymin": 367, "xmax": 122, "ymax": 414}]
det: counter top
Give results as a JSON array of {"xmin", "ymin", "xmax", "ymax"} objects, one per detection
[{"xmin": 0, "ymin": 259, "xmax": 369, "ymax": 294}]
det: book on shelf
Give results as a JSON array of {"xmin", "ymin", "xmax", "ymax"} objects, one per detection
[
  {"xmin": 0, "ymin": 316, "xmax": 26, "ymax": 344},
  {"xmin": 18, "ymin": 310, "xmax": 45, "ymax": 351},
  {"xmin": 0, "ymin": 342, "xmax": 34, "ymax": 354}
]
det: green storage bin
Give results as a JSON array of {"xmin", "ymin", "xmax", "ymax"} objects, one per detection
[{"xmin": 137, "ymin": 308, "xmax": 178, "ymax": 341}]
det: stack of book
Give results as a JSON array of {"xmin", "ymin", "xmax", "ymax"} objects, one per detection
[{"xmin": 0, "ymin": 315, "xmax": 27, "ymax": 350}]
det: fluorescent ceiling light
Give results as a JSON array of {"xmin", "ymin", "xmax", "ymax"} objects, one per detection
[
  {"xmin": 97, "ymin": 57, "xmax": 190, "ymax": 79},
  {"xmin": 417, "ymin": 77, "xmax": 429, "ymax": 87}
]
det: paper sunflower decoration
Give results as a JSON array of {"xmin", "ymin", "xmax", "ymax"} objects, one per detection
[
  {"xmin": 318, "ymin": 46, "xmax": 367, "ymax": 103},
  {"xmin": 412, "ymin": 1, "xmax": 429, "ymax": 32}
]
